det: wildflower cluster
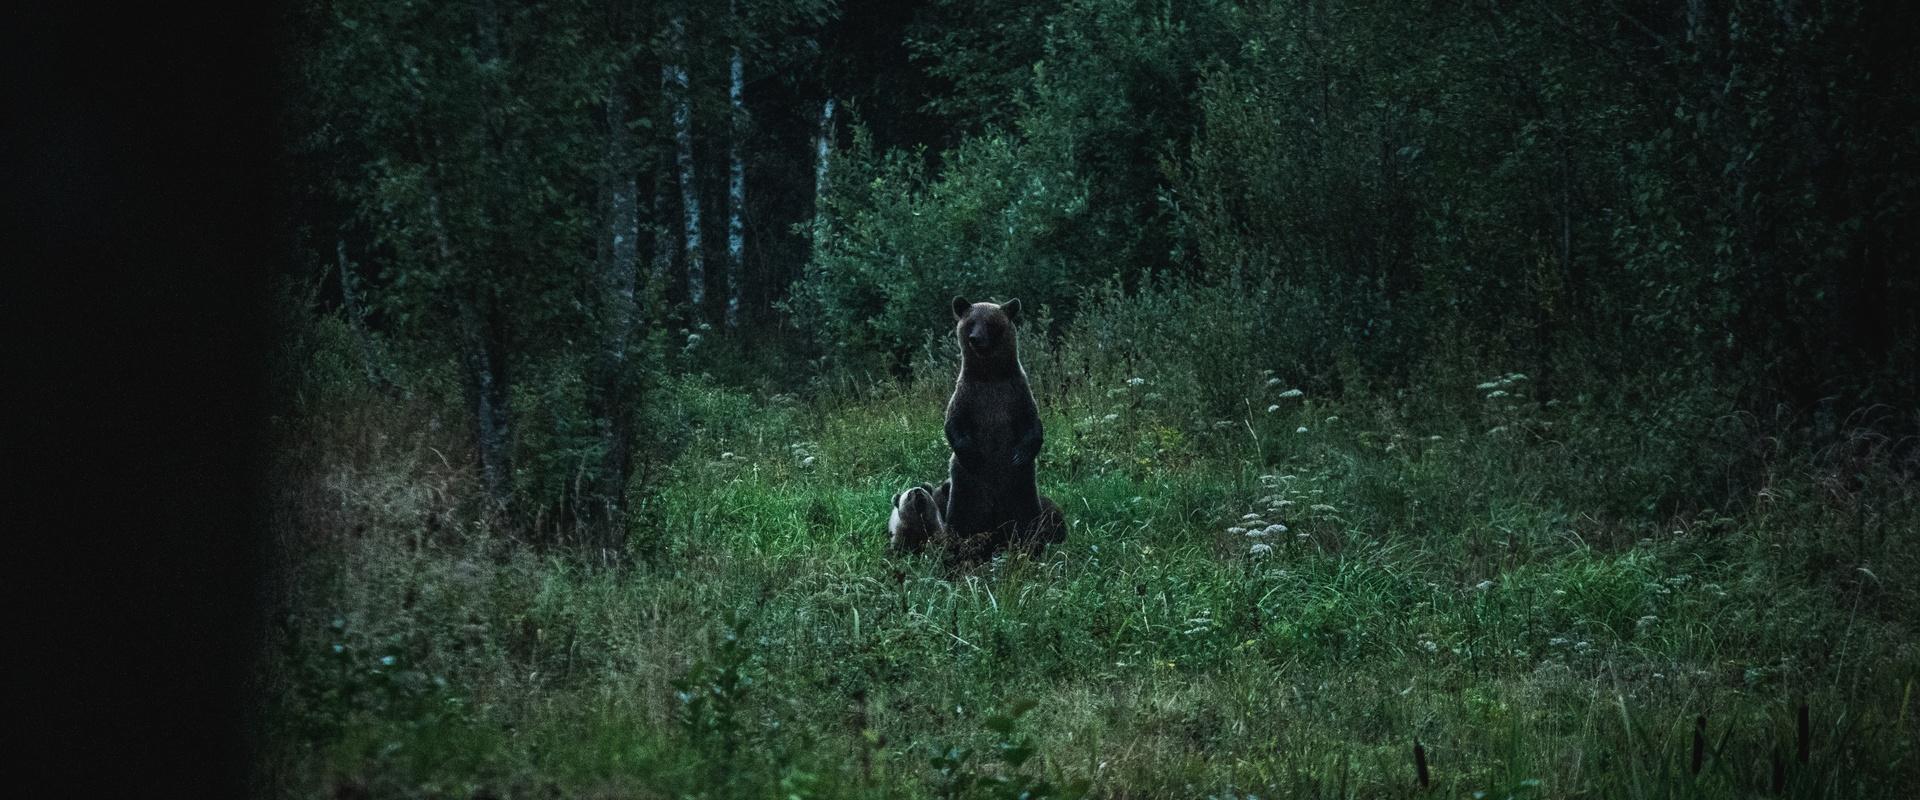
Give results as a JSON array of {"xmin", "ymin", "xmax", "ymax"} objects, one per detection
[
  {"xmin": 1477, "ymin": 372, "xmax": 1547, "ymax": 437},
  {"xmin": 1217, "ymin": 473, "xmax": 1339, "ymax": 558},
  {"xmin": 680, "ymin": 322, "xmax": 713, "ymax": 355},
  {"xmin": 1260, "ymin": 369, "xmax": 1307, "ymax": 414},
  {"xmin": 788, "ymin": 441, "xmax": 818, "ymax": 469}
]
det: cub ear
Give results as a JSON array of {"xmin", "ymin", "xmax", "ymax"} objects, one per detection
[
  {"xmin": 952, "ymin": 296, "xmax": 971, "ymax": 320},
  {"xmin": 1001, "ymin": 298, "xmax": 1022, "ymax": 324}
]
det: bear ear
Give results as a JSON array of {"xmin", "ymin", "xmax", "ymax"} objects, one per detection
[
  {"xmin": 952, "ymin": 296, "xmax": 971, "ymax": 320},
  {"xmin": 1001, "ymin": 298, "xmax": 1022, "ymax": 324}
]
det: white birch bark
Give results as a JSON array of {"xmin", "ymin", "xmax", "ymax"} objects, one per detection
[
  {"xmin": 587, "ymin": 83, "xmax": 640, "ymax": 558},
  {"xmin": 667, "ymin": 14, "xmax": 705, "ymax": 318},
  {"xmin": 725, "ymin": 37, "xmax": 746, "ymax": 329},
  {"xmin": 812, "ymin": 96, "xmax": 836, "ymax": 244},
  {"xmin": 606, "ymin": 88, "xmax": 640, "ymax": 352}
]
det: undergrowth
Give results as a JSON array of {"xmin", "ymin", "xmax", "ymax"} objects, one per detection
[{"xmin": 259, "ymin": 320, "xmax": 1919, "ymax": 799}]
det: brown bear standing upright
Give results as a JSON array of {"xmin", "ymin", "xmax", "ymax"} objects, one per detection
[{"xmin": 941, "ymin": 297, "xmax": 1063, "ymax": 558}]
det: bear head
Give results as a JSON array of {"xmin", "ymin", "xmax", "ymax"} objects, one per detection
[{"xmin": 951, "ymin": 296, "xmax": 1023, "ymax": 361}]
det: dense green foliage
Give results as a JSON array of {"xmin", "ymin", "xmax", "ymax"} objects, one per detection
[
  {"xmin": 273, "ymin": 0, "xmax": 1918, "ymax": 796},
  {"xmin": 264, "ymin": 327, "xmax": 1918, "ymax": 796}
]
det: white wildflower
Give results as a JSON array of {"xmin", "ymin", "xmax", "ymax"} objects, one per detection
[
  {"xmin": 1127, "ymin": 377, "xmax": 1147, "ymax": 387},
  {"xmin": 1548, "ymin": 637, "xmax": 1569, "ymax": 647},
  {"xmin": 1249, "ymin": 543, "xmax": 1273, "ymax": 557},
  {"xmin": 1325, "ymin": 416, "xmax": 1340, "ymax": 423},
  {"xmin": 1296, "ymin": 426, "xmax": 1309, "ymax": 434},
  {"xmin": 1244, "ymin": 527, "xmax": 1267, "ymax": 537},
  {"xmin": 1475, "ymin": 580, "xmax": 1495, "ymax": 591},
  {"xmin": 1242, "ymin": 513, "xmax": 1263, "ymax": 520},
  {"xmin": 1267, "ymin": 404, "xmax": 1280, "ymax": 413},
  {"xmin": 1487, "ymin": 389, "xmax": 1508, "ymax": 399},
  {"xmin": 1227, "ymin": 527, "xmax": 1247, "ymax": 535},
  {"xmin": 720, "ymin": 452, "xmax": 735, "ymax": 460},
  {"xmin": 1102, "ymin": 413, "xmax": 1119, "ymax": 423},
  {"xmin": 1476, "ymin": 381, "xmax": 1500, "ymax": 390},
  {"xmin": 1266, "ymin": 377, "xmax": 1283, "ymax": 387},
  {"xmin": 800, "ymin": 456, "xmax": 816, "ymax": 468},
  {"xmin": 1420, "ymin": 640, "xmax": 1439, "ymax": 654},
  {"xmin": 1279, "ymin": 389, "xmax": 1305, "ymax": 399},
  {"xmin": 1574, "ymin": 641, "xmax": 1591, "ymax": 652},
  {"xmin": 1636, "ymin": 615, "xmax": 1659, "ymax": 630},
  {"xmin": 1262, "ymin": 523, "xmax": 1287, "ymax": 535}
]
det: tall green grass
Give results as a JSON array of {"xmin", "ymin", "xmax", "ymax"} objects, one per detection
[{"xmin": 260, "ymin": 324, "xmax": 1918, "ymax": 798}]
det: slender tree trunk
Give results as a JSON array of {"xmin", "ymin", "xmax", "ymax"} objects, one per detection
[
  {"xmin": 724, "ymin": 31, "xmax": 746, "ymax": 329},
  {"xmin": 425, "ymin": 186, "xmax": 514, "ymax": 517},
  {"xmin": 587, "ymin": 84, "xmax": 640, "ymax": 562},
  {"xmin": 336, "ymin": 238, "xmax": 396, "ymax": 396},
  {"xmin": 458, "ymin": 301, "xmax": 515, "ymax": 518},
  {"xmin": 812, "ymin": 96, "xmax": 836, "ymax": 244},
  {"xmin": 649, "ymin": 151, "xmax": 675, "ymax": 309},
  {"xmin": 666, "ymin": 14, "xmax": 704, "ymax": 320},
  {"xmin": 644, "ymin": 57, "xmax": 677, "ymax": 329}
]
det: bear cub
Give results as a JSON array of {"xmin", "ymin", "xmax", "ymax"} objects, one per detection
[{"xmin": 887, "ymin": 483, "xmax": 945, "ymax": 553}]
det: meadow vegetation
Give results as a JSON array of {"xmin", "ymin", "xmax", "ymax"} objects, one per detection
[
  {"xmin": 260, "ymin": 296, "xmax": 1918, "ymax": 798},
  {"xmin": 271, "ymin": 1, "xmax": 1920, "ymax": 795}
]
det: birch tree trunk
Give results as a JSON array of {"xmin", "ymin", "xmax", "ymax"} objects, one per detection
[
  {"xmin": 666, "ymin": 13, "xmax": 705, "ymax": 320},
  {"xmin": 649, "ymin": 151, "xmax": 675, "ymax": 311},
  {"xmin": 724, "ymin": 34, "xmax": 746, "ymax": 329},
  {"xmin": 812, "ymin": 96, "xmax": 836, "ymax": 245},
  {"xmin": 587, "ymin": 84, "xmax": 640, "ymax": 561},
  {"xmin": 646, "ymin": 57, "xmax": 678, "ymax": 327}
]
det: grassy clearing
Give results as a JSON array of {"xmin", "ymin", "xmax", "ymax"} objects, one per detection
[{"xmin": 259, "ymin": 367, "xmax": 1919, "ymax": 799}]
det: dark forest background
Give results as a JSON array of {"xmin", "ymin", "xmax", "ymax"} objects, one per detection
[{"xmin": 282, "ymin": 0, "xmax": 1919, "ymax": 557}]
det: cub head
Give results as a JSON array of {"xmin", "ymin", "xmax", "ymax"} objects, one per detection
[
  {"xmin": 951, "ymin": 296, "xmax": 1023, "ymax": 358},
  {"xmin": 894, "ymin": 485, "xmax": 939, "ymax": 520},
  {"xmin": 889, "ymin": 485, "xmax": 943, "ymax": 553}
]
